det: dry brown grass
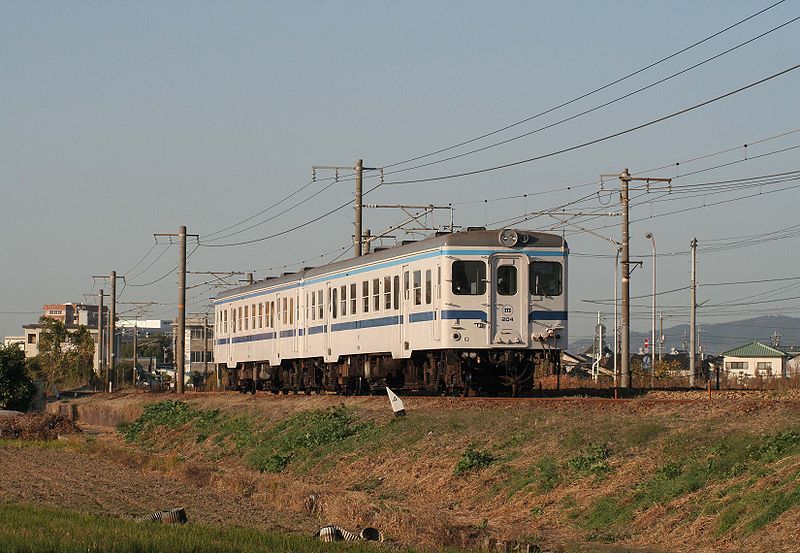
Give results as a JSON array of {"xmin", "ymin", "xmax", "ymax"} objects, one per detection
[{"xmin": 19, "ymin": 391, "xmax": 800, "ymax": 552}]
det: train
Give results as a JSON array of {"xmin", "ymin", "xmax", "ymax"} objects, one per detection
[{"xmin": 213, "ymin": 228, "xmax": 568, "ymax": 395}]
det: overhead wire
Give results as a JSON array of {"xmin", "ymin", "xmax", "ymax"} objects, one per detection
[
  {"xmin": 376, "ymin": 0, "xmax": 790, "ymax": 172},
  {"xmin": 378, "ymin": 14, "xmax": 800, "ymax": 181},
  {"xmin": 378, "ymin": 63, "xmax": 800, "ymax": 187}
]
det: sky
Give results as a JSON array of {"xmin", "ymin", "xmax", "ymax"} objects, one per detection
[{"xmin": 2, "ymin": 1, "xmax": 799, "ymax": 349}]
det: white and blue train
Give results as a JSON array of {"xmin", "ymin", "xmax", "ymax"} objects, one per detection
[{"xmin": 213, "ymin": 228, "xmax": 567, "ymax": 395}]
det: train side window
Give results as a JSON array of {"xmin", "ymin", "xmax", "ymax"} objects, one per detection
[
  {"xmin": 425, "ymin": 269, "xmax": 432, "ymax": 304},
  {"xmin": 238, "ymin": 306, "xmax": 243, "ymax": 331},
  {"xmin": 497, "ymin": 265, "xmax": 517, "ymax": 296},
  {"xmin": 350, "ymin": 283, "xmax": 357, "ymax": 314},
  {"xmin": 362, "ymin": 281, "xmax": 369, "ymax": 313},
  {"xmin": 258, "ymin": 303, "xmax": 263, "ymax": 328},
  {"xmin": 384, "ymin": 276, "xmax": 392, "ymax": 310},
  {"xmin": 530, "ymin": 261, "xmax": 562, "ymax": 296},
  {"xmin": 251, "ymin": 303, "xmax": 256, "ymax": 330},
  {"xmin": 281, "ymin": 298, "xmax": 287, "ymax": 324},
  {"xmin": 318, "ymin": 290, "xmax": 324, "ymax": 320},
  {"xmin": 289, "ymin": 297, "xmax": 294, "ymax": 325},
  {"xmin": 452, "ymin": 261, "xmax": 486, "ymax": 295},
  {"xmin": 373, "ymin": 278, "xmax": 380, "ymax": 311},
  {"xmin": 413, "ymin": 270, "xmax": 422, "ymax": 306},
  {"xmin": 332, "ymin": 288, "xmax": 338, "ymax": 319},
  {"xmin": 340, "ymin": 285, "xmax": 347, "ymax": 316},
  {"xmin": 244, "ymin": 305, "xmax": 248, "ymax": 330},
  {"xmin": 311, "ymin": 292, "xmax": 316, "ymax": 321},
  {"xmin": 393, "ymin": 275, "xmax": 400, "ymax": 310},
  {"xmin": 232, "ymin": 308, "xmax": 236, "ymax": 333},
  {"xmin": 223, "ymin": 309, "xmax": 228, "ymax": 334}
]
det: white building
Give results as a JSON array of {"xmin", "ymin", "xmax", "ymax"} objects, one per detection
[
  {"xmin": 3, "ymin": 336, "xmax": 24, "ymax": 350},
  {"xmin": 721, "ymin": 341, "xmax": 789, "ymax": 378}
]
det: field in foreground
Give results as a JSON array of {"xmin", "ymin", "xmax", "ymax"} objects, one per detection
[
  {"xmin": 6, "ymin": 392, "xmax": 800, "ymax": 552},
  {"xmin": 0, "ymin": 503, "xmax": 415, "ymax": 553}
]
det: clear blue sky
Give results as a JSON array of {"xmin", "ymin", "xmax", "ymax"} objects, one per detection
[{"xmin": 2, "ymin": 1, "xmax": 799, "ymax": 347}]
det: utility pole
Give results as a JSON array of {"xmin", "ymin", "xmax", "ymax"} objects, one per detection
[
  {"xmin": 97, "ymin": 289, "xmax": 105, "ymax": 386},
  {"xmin": 312, "ymin": 160, "xmax": 382, "ymax": 257},
  {"xmin": 132, "ymin": 323, "xmax": 138, "ymax": 388},
  {"xmin": 689, "ymin": 237, "xmax": 698, "ymax": 387},
  {"xmin": 620, "ymin": 170, "xmax": 632, "ymax": 389},
  {"xmin": 605, "ymin": 169, "xmax": 671, "ymax": 389},
  {"xmin": 154, "ymin": 226, "xmax": 198, "ymax": 394},
  {"xmin": 355, "ymin": 158, "xmax": 363, "ymax": 256},
  {"xmin": 203, "ymin": 312, "xmax": 209, "ymax": 385},
  {"xmin": 659, "ymin": 308, "xmax": 664, "ymax": 362},
  {"xmin": 93, "ymin": 272, "xmax": 123, "ymax": 391},
  {"xmin": 247, "ymin": 272, "xmax": 254, "ymax": 285},
  {"xmin": 109, "ymin": 270, "xmax": 116, "ymax": 391}
]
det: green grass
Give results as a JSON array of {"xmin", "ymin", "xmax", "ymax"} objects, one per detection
[
  {"xmin": 454, "ymin": 444, "xmax": 496, "ymax": 476},
  {"xmin": 0, "ymin": 503, "xmax": 444, "ymax": 553},
  {"xmin": 567, "ymin": 444, "xmax": 612, "ymax": 477},
  {"xmin": 120, "ymin": 401, "xmax": 373, "ymax": 474}
]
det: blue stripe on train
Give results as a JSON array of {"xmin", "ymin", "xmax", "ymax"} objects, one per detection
[{"xmin": 215, "ymin": 309, "xmax": 565, "ymax": 345}]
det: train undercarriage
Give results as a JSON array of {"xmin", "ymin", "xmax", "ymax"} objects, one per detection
[{"xmin": 223, "ymin": 349, "xmax": 562, "ymax": 397}]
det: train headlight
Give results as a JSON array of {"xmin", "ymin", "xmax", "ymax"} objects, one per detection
[
  {"xmin": 452, "ymin": 332, "xmax": 462, "ymax": 341},
  {"xmin": 498, "ymin": 229, "xmax": 519, "ymax": 247}
]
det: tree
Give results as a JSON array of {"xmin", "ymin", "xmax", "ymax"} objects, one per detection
[
  {"xmin": 37, "ymin": 317, "xmax": 69, "ymax": 386},
  {"xmin": 0, "ymin": 344, "xmax": 36, "ymax": 411},
  {"xmin": 36, "ymin": 317, "xmax": 96, "ymax": 387}
]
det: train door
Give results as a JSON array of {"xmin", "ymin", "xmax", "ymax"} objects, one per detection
[
  {"xmin": 400, "ymin": 265, "xmax": 410, "ymax": 352},
  {"xmin": 489, "ymin": 254, "xmax": 528, "ymax": 347},
  {"xmin": 432, "ymin": 262, "xmax": 441, "ymax": 341},
  {"xmin": 275, "ymin": 293, "xmax": 282, "ymax": 361},
  {"xmin": 325, "ymin": 282, "xmax": 333, "ymax": 358},
  {"xmin": 292, "ymin": 289, "xmax": 299, "ymax": 353}
]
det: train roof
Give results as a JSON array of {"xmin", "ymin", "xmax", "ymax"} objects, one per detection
[{"xmin": 214, "ymin": 229, "xmax": 566, "ymax": 302}]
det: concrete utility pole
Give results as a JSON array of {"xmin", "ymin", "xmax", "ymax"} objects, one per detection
[
  {"xmin": 97, "ymin": 289, "xmax": 105, "ymax": 384},
  {"xmin": 154, "ymin": 226, "xmax": 198, "ymax": 394},
  {"xmin": 620, "ymin": 170, "xmax": 632, "ymax": 389},
  {"xmin": 203, "ymin": 312, "xmax": 209, "ymax": 383},
  {"xmin": 645, "ymin": 232, "xmax": 657, "ymax": 388},
  {"xmin": 132, "ymin": 323, "xmax": 138, "ymax": 387},
  {"xmin": 659, "ymin": 308, "xmax": 664, "ymax": 362},
  {"xmin": 689, "ymin": 237, "xmax": 698, "ymax": 387},
  {"xmin": 177, "ymin": 227, "xmax": 186, "ymax": 394},
  {"xmin": 109, "ymin": 270, "xmax": 116, "ymax": 390},
  {"xmin": 610, "ymin": 170, "xmax": 671, "ymax": 389},
  {"xmin": 312, "ymin": 160, "xmax": 381, "ymax": 257},
  {"xmin": 354, "ymin": 159, "xmax": 363, "ymax": 256},
  {"xmin": 94, "ymin": 272, "xmax": 123, "ymax": 391}
]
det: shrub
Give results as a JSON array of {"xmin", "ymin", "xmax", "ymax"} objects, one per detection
[
  {"xmin": 0, "ymin": 344, "xmax": 36, "ymax": 411},
  {"xmin": 455, "ymin": 445, "xmax": 496, "ymax": 476},
  {"xmin": 567, "ymin": 444, "xmax": 611, "ymax": 477}
]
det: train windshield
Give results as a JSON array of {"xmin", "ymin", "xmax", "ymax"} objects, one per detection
[
  {"xmin": 452, "ymin": 260, "xmax": 486, "ymax": 295},
  {"xmin": 530, "ymin": 261, "xmax": 562, "ymax": 296}
]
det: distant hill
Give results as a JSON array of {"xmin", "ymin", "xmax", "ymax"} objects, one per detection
[{"xmin": 573, "ymin": 315, "xmax": 800, "ymax": 355}]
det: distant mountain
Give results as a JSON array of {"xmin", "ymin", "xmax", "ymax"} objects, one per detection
[{"xmin": 572, "ymin": 315, "xmax": 800, "ymax": 355}]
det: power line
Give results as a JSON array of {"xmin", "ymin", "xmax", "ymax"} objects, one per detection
[
  {"xmin": 379, "ymin": 14, "xmax": 800, "ymax": 181},
  {"xmin": 376, "ymin": 0, "xmax": 789, "ymax": 172},
  {"xmin": 379, "ymin": 64, "xmax": 800, "ymax": 187}
]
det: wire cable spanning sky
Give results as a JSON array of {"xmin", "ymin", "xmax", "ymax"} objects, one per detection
[{"xmin": 2, "ymin": 1, "xmax": 799, "ymax": 346}]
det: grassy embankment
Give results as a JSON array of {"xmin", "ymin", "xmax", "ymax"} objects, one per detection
[{"xmin": 112, "ymin": 397, "xmax": 800, "ymax": 551}]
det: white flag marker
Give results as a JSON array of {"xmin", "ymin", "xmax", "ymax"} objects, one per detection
[{"xmin": 386, "ymin": 387, "xmax": 406, "ymax": 417}]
